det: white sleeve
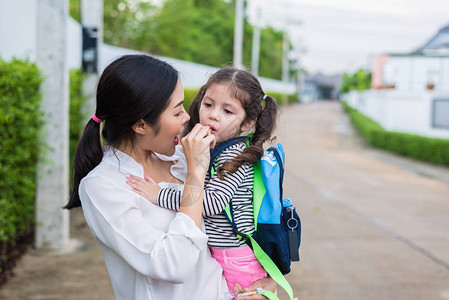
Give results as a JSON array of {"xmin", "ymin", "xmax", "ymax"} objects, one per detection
[{"xmin": 79, "ymin": 176, "xmax": 208, "ymax": 283}]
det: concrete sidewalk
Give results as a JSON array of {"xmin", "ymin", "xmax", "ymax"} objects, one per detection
[
  {"xmin": 0, "ymin": 207, "xmax": 115, "ymax": 299},
  {"xmin": 1, "ymin": 101, "xmax": 448, "ymax": 300}
]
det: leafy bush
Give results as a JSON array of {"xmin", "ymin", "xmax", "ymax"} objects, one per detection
[
  {"xmin": 183, "ymin": 88, "xmax": 298, "ymax": 111},
  {"xmin": 266, "ymin": 92, "xmax": 299, "ymax": 105},
  {"xmin": 0, "ymin": 59, "xmax": 43, "ymax": 251},
  {"xmin": 343, "ymin": 101, "xmax": 449, "ymax": 166},
  {"xmin": 184, "ymin": 88, "xmax": 198, "ymax": 111}
]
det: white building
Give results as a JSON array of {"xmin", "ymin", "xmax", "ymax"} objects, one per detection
[
  {"xmin": 346, "ymin": 25, "xmax": 449, "ymax": 139},
  {"xmin": 372, "ymin": 25, "xmax": 449, "ymax": 93}
]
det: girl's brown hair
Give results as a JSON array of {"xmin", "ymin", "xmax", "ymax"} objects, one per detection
[{"xmin": 185, "ymin": 67, "xmax": 278, "ymax": 179}]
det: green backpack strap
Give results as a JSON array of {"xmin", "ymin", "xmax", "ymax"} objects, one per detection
[{"xmin": 242, "ymin": 233, "xmax": 294, "ymax": 300}]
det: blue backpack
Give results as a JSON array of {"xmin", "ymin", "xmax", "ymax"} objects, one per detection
[{"xmin": 209, "ymin": 136, "xmax": 301, "ymax": 300}]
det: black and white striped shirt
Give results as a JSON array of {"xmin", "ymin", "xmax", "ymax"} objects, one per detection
[{"xmin": 158, "ymin": 142, "xmax": 254, "ymax": 248}]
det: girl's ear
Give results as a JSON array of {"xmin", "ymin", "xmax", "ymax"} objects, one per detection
[
  {"xmin": 132, "ymin": 119, "xmax": 150, "ymax": 135},
  {"xmin": 240, "ymin": 118, "xmax": 256, "ymax": 132}
]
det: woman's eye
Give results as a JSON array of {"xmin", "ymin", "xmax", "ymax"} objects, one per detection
[{"xmin": 175, "ymin": 111, "xmax": 184, "ymax": 117}]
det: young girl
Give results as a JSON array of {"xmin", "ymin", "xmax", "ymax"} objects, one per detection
[{"xmin": 126, "ymin": 67, "xmax": 278, "ymax": 296}]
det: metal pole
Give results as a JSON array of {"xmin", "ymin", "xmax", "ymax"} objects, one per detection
[
  {"xmin": 282, "ymin": 31, "xmax": 290, "ymax": 101},
  {"xmin": 233, "ymin": 0, "xmax": 244, "ymax": 69},
  {"xmin": 251, "ymin": 26, "xmax": 260, "ymax": 75},
  {"xmin": 251, "ymin": 7, "xmax": 261, "ymax": 76},
  {"xmin": 282, "ymin": 32, "xmax": 289, "ymax": 84}
]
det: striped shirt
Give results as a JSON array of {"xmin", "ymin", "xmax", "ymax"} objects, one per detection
[{"xmin": 158, "ymin": 142, "xmax": 254, "ymax": 248}]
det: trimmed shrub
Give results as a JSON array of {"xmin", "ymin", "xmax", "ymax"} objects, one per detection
[
  {"xmin": 183, "ymin": 88, "xmax": 297, "ymax": 111},
  {"xmin": 0, "ymin": 59, "xmax": 43, "ymax": 253},
  {"xmin": 343, "ymin": 101, "xmax": 449, "ymax": 166},
  {"xmin": 184, "ymin": 88, "xmax": 198, "ymax": 111}
]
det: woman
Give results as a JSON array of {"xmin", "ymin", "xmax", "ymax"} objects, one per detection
[{"xmin": 64, "ymin": 54, "xmax": 275, "ymax": 299}]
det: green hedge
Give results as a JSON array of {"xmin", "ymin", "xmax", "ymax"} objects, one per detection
[
  {"xmin": 0, "ymin": 59, "xmax": 43, "ymax": 251},
  {"xmin": 343, "ymin": 101, "xmax": 449, "ymax": 166},
  {"xmin": 184, "ymin": 88, "xmax": 198, "ymax": 111},
  {"xmin": 183, "ymin": 88, "xmax": 298, "ymax": 111}
]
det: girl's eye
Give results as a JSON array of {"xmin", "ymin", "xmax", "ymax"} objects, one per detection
[
  {"xmin": 224, "ymin": 109, "xmax": 233, "ymax": 115},
  {"xmin": 203, "ymin": 103, "xmax": 212, "ymax": 108}
]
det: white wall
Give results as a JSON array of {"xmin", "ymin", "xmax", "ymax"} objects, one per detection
[
  {"xmin": 345, "ymin": 90, "xmax": 449, "ymax": 139},
  {"xmin": 99, "ymin": 45, "xmax": 296, "ymax": 92},
  {"xmin": 382, "ymin": 56, "xmax": 449, "ymax": 93},
  {"xmin": 0, "ymin": 0, "xmax": 37, "ymax": 61}
]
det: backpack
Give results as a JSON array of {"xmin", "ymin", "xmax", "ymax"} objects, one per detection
[{"xmin": 209, "ymin": 136, "xmax": 301, "ymax": 300}]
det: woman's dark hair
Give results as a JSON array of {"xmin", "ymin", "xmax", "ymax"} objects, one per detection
[
  {"xmin": 185, "ymin": 67, "xmax": 278, "ymax": 180},
  {"xmin": 64, "ymin": 55, "xmax": 179, "ymax": 209}
]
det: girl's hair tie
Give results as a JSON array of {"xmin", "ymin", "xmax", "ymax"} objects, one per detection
[
  {"xmin": 262, "ymin": 94, "xmax": 268, "ymax": 101},
  {"xmin": 92, "ymin": 113, "xmax": 104, "ymax": 123}
]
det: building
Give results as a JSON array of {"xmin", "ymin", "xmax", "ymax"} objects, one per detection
[
  {"xmin": 372, "ymin": 25, "xmax": 449, "ymax": 92},
  {"xmin": 301, "ymin": 73, "xmax": 342, "ymax": 103},
  {"xmin": 346, "ymin": 24, "xmax": 449, "ymax": 139}
]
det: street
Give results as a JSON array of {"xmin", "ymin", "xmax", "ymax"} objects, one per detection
[{"xmin": 277, "ymin": 101, "xmax": 449, "ymax": 300}]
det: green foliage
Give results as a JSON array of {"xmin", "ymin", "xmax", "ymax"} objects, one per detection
[
  {"xmin": 69, "ymin": 69, "xmax": 88, "ymax": 184},
  {"xmin": 257, "ymin": 28, "xmax": 283, "ymax": 80},
  {"xmin": 183, "ymin": 89, "xmax": 297, "ymax": 113},
  {"xmin": 266, "ymin": 92, "xmax": 299, "ymax": 105},
  {"xmin": 184, "ymin": 88, "xmax": 199, "ymax": 111},
  {"xmin": 0, "ymin": 59, "xmax": 43, "ymax": 248},
  {"xmin": 341, "ymin": 69, "xmax": 371, "ymax": 93},
  {"xmin": 69, "ymin": 0, "xmax": 286, "ymax": 79},
  {"xmin": 343, "ymin": 102, "xmax": 449, "ymax": 166},
  {"xmin": 69, "ymin": 0, "xmax": 81, "ymax": 22}
]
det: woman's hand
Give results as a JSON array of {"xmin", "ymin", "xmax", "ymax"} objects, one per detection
[
  {"xmin": 233, "ymin": 277, "xmax": 278, "ymax": 299},
  {"xmin": 126, "ymin": 175, "xmax": 159, "ymax": 204}
]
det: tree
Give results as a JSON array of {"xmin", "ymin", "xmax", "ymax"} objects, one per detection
[
  {"xmin": 341, "ymin": 68, "xmax": 371, "ymax": 93},
  {"xmin": 70, "ymin": 0, "xmax": 285, "ymax": 79}
]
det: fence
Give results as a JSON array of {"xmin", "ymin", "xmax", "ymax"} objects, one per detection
[{"xmin": 344, "ymin": 90, "xmax": 449, "ymax": 139}]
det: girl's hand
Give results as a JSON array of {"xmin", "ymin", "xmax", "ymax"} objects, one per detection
[
  {"xmin": 126, "ymin": 175, "xmax": 160, "ymax": 204},
  {"xmin": 181, "ymin": 123, "xmax": 216, "ymax": 177},
  {"xmin": 233, "ymin": 277, "xmax": 278, "ymax": 299}
]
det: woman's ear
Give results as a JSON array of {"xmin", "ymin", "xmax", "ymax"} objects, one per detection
[
  {"xmin": 132, "ymin": 119, "xmax": 150, "ymax": 135},
  {"xmin": 240, "ymin": 118, "xmax": 256, "ymax": 132}
]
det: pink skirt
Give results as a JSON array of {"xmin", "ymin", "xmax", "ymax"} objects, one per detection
[{"xmin": 210, "ymin": 245, "xmax": 267, "ymax": 296}]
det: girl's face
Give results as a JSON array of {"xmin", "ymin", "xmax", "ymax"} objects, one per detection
[
  {"xmin": 199, "ymin": 83, "xmax": 251, "ymax": 145},
  {"xmin": 145, "ymin": 80, "xmax": 190, "ymax": 156}
]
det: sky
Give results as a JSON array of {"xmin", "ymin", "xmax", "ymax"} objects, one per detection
[{"xmin": 247, "ymin": 0, "xmax": 449, "ymax": 75}]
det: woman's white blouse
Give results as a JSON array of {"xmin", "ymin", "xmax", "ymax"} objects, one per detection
[{"xmin": 79, "ymin": 146, "xmax": 228, "ymax": 300}]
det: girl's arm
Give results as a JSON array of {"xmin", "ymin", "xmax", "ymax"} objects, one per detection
[
  {"xmin": 157, "ymin": 143, "xmax": 251, "ymax": 216},
  {"xmin": 178, "ymin": 124, "xmax": 216, "ymax": 227}
]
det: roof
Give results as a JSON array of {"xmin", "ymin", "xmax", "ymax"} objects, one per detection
[{"xmin": 413, "ymin": 24, "xmax": 449, "ymax": 55}]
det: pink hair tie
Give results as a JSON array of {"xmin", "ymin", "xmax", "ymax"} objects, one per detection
[{"xmin": 92, "ymin": 113, "xmax": 104, "ymax": 123}]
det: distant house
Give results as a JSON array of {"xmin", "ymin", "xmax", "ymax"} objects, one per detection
[
  {"xmin": 301, "ymin": 73, "xmax": 342, "ymax": 102},
  {"xmin": 372, "ymin": 25, "xmax": 449, "ymax": 92}
]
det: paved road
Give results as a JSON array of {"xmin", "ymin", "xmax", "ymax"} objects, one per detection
[
  {"xmin": 1, "ymin": 101, "xmax": 448, "ymax": 300},
  {"xmin": 276, "ymin": 101, "xmax": 449, "ymax": 300}
]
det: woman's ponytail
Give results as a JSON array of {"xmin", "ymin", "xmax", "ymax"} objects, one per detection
[{"xmin": 64, "ymin": 119, "xmax": 103, "ymax": 209}]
